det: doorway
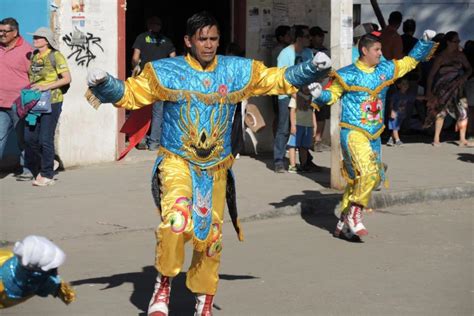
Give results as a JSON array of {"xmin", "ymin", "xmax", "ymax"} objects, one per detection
[{"xmin": 125, "ymin": 1, "xmax": 232, "ymax": 76}]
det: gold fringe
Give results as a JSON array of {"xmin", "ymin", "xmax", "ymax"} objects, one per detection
[
  {"xmin": 84, "ymin": 88, "xmax": 102, "ymax": 109},
  {"xmin": 340, "ymin": 160, "xmax": 354, "ymax": 185},
  {"xmin": 332, "ymin": 65, "xmax": 399, "ymax": 98},
  {"xmin": 57, "ymin": 281, "xmax": 76, "ymax": 305},
  {"xmin": 424, "ymin": 42, "xmax": 439, "ymax": 61},
  {"xmin": 310, "ymin": 102, "xmax": 320, "ymax": 111},
  {"xmin": 339, "ymin": 123, "xmax": 385, "ymax": 140},
  {"xmin": 143, "ymin": 60, "xmax": 262, "ymax": 106},
  {"xmin": 158, "ymin": 147, "xmax": 234, "ymax": 172},
  {"xmin": 235, "ymin": 219, "xmax": 244, "ymax": 241}
]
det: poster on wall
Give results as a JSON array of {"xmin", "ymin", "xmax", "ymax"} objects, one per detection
[
  {"xmin": 71, "ymin": 0, "xmax": 86, "ymax": 45},
  {"xmin": 273, "ymin": 0, "xmax": 289, "ymax": 26},
  {"xmin": 341, "ymin": 14, "xmax": 353, "ymax": 49},
  {"xmin": 261, "ymin": 7, "xmax": 272, "ymax": 28},
  {"xmin": 248, "ymin": 7, "xmax": 261, "ymax": 32}
]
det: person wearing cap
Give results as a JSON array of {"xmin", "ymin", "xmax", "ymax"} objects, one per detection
[
  {"xmin": 310, "ymin": 30, "xmax": 438, "ymax": 239},
  {"xmin": 0, "ymin": 17, "xmax": 33, "ymax": 178},
  {"xmin": 130, "ymin": 16, "xmax": 176, "ymax": 152},
  {"xmin": 25, "ymin": 27, "xmax": 71, "ymax": 186}
]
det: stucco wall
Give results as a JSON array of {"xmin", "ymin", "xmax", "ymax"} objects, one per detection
[{"xmin": 55, "ymin": 0, "xmax": 121, "ymax": 166}]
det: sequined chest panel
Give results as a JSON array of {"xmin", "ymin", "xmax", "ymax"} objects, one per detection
[
  {"xmin": 153, "ymin": 56, "xmax": 253, "ymax": 168},
  {"xmin": 338, "ymin": 62, "xmax": 395, "ymax": 135}
]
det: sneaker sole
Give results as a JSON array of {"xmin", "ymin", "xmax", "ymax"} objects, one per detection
[{"xmin": 32, "ymin": 180, "xmax": 55, "ymax": 187}]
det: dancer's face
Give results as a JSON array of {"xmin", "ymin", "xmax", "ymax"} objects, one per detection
[
  {"xmin": 184, "ymin": 25, "xmax": 220, "ymax": 69},
  {"xmin": 361, "ymin": 42, "xmax": 383, "ymax": 67}
]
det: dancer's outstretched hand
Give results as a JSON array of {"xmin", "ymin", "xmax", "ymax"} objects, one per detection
[
  {"xmin": 13, "ymin": 235, "xmax": 66, "ymax": 271},
  {"xmin": 308, "ymin": 82, "xmax": 322, "ymax": 99},
  {"xmin": 312, "ymin": 52, "xmax": 332, "ymax": 71},
  {"xmin": 87, "ymin": 68, "xmax": 108, "ymax": 87},
  {"xmin": 422, "ymin": 30, "xmax": 436, "ymax": 41}
]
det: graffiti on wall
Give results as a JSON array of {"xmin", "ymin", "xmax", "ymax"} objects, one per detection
[{"xmin": 62, "ymin": 32, "xmax": 104, "ymax": 67}]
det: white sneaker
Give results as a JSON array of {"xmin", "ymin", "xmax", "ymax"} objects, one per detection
[
  {"xmin": 53, "ymin": 160, "xmax": 60, "ymax": 171},
  {"xmin": 345, "ymin": 204, "xmax": 368, "ymax": 236},
  {"xmin": 148, "ymin": 275, "xmax": 172, "ymax": 316},
  {"xmin": 386, "ymin": 137, "xmax": 394, "ymax": 146},
  {"xmin": 32, "ymin": 175, "xmax": 55, "ymax": 186},
  {"xmin": 194, "ymin": 294, "xmax": 214, "ymax": 316}
]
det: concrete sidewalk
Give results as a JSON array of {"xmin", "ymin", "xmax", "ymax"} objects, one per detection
[{"xmin": 0, "ymin": 139, "xmax": 472, "ymax": 243}]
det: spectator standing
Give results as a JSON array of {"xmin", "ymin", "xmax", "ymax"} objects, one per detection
[
  {"xmin": 401, "ymin": 19, "xmax": 418, "ymax": 56},
  {"xmin": 287, "ymin": 86, "xmax": 316, "ymax": 173},
  {"xmin": 131, "ymin": 16, "xmax": 176, "ymax": 151},
  {"xmin": 425, "ymin": 31, "xmax": 472, "ymax": 147},
  {"xmin": 380, "ymin": 11, "xmax": 404, "ymax": 60},
  {"xmin": 271, "ymin": 25, "xmax": 292, "ymax": 136},
  {"xmin": 274, "ymin": 25, "xmax": 313, "ymax": 173},
  {"xmin": 309, "ymin": 26, "xmax": 331, "ymax": 152},
  {"xmin": 463, "ymin": 40, "xmax": 474, "ymax": 137},
  {"xmin": 0, "ymin": 18, "xmax": 32, "ymax": 177},
  {"xmin": 25, "ymin": 27, "xmax": 71, "ymax": 186}
]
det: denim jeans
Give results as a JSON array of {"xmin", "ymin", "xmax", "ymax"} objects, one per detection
[
  {"xmin": 273, "ymin": 97, "xmax": 290, "ymax": 166},
  {"xmin": 0, "ymin": 107, "xmax": 26, "ymax": 165},
  {"xmin": 146, "ymin": 101, "xmax": 163, "ymax": 150},
  {"xmin": 24, "ymin": 102, "xmax": 62, "ymax": 179}
]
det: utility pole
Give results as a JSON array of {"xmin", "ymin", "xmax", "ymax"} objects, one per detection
[{"xmin": 329, "ymin": 0, "xmax": 353, "ymax": 190}]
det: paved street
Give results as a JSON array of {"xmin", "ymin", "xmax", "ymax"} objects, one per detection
[{"xmin": 1, "ymin": 198, "xmax": 473, "ymax": 316}]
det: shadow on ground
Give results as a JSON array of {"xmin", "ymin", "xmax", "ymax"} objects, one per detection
[
  {"xmin": 71, "ymin": 266, "xmax": 258, "ymax": 315},
  {"xmin": 457, "ymin": 153, "xmax": 474, "ymax": 163},
  {"xmin": 249, "ymin": 153, "xmax": 331, "ymax": 188}
]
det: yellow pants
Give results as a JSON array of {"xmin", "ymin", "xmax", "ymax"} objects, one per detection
[
  {"xmin": 340, "ymin": 129, "xmax": 382, "ymax": 213},
  {"xmin": 155, "ymin": 154, "xmax": 227, "ymax": 295}
]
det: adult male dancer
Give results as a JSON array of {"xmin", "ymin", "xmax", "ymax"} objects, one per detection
[
  {"xmin": 86, "ymin": 11, "xmax": 331, "ymax": 316},
  {"xmin": 310, "ymin": 30, "xmax": 436, "ymax": 239}
]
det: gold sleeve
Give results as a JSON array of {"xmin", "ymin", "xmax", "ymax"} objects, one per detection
[
  {"xmin": 393, "ymin": 56, "xmax": 418, "ymax": 80},
  {"xmin": 115, "ymin": 63, "xmax": 161, "ymax": 110},
  {"xmin": 324, "ymin": 77, "xmax": 345, "ymax": 106},
  {"xmin": 248, "ymin": 61, "xmax": 299, "ymax": 97}
]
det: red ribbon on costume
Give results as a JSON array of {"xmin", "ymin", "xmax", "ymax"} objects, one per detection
[{"xmin": 118, "ymin": 106, "xmax": 152, "ymax": 160}]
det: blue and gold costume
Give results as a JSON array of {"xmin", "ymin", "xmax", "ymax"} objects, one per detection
[
  {"xmin": 315, "ymin": 39, "xmax": 437, "ymax": 213},
  {"xmin": 87, "ymin": 54, "xmax": 324, "ymax": 294},
  {"xmin": 0, "ymin": 249, "xmax": 74, "ymax": 308}
]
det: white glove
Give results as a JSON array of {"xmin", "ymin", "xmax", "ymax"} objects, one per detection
[
  {"xmin": 422, "ymin": 30, "xmax": 436, "ymax": 41},
  {"xmin": 13, "ymin": 235, "xmax": 66, "ymax": 271},
  {"xmin": 312, "ymin": 52, "xmax": 332, "ymax": 71},
  {"xmin": 87, "ymin": 68, "xmax": 108, "ymax": 87},
  {"xmin": 308, "ymin": 82, "xmax": 322, "ymax": 99}
]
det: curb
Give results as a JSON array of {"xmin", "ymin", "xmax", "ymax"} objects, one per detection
[{"xmin": 239, "ymin": 184, "xmax": 474, "ymax": 223}]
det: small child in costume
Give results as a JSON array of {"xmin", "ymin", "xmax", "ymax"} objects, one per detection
[{"xmin": 0, "ymin": 235, "xmax": 75, "ymax": 308}]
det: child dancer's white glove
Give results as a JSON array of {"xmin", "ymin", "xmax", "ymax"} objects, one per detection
[{"xmin": 308, "ymin": 82, "xmax": 323, "ymax": 99}]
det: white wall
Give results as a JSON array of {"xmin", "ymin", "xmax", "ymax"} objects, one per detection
[
  {"xmin": 55, "ymin": 0, "xmax": 120, "ymax": 166},
  {"xmin": 356, "ymin": 0, "xmax": 473, "ymax": 45}
]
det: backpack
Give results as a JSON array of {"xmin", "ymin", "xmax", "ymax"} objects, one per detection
[{"xmin": 31, "ymin": 50, "xmax": 70, "ymax": 94}]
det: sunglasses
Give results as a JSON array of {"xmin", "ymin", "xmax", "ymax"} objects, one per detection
[{"xmin": 0, "ymin": 29, "xmax": 14, "ymax": 34}]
